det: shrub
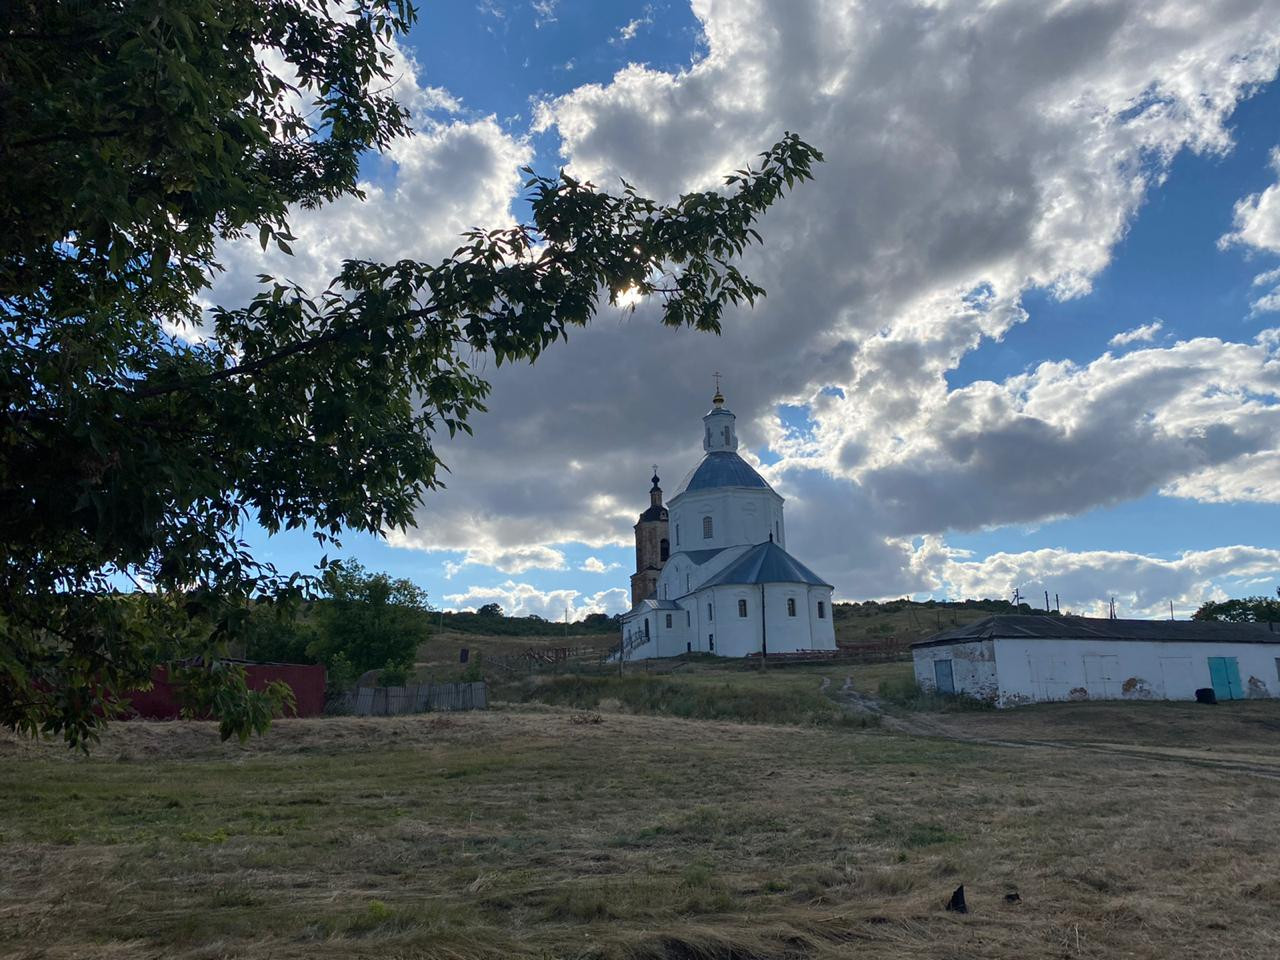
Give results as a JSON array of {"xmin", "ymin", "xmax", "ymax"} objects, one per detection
[{"xmin": 878, "ymin": 676, "xmax": 993, "ymax": 712}]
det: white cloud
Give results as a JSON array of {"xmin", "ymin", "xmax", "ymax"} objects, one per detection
[
  {"xmin": 218, "ymin": 2, "xmax": 1280, "ymax": 607},
  {"xmin": 920, "ymin": 539, "xmax": 1280, "ymax": 619},
  {"xmin": 611, "ymin": 9, "xmax": 654, "ymax": 46},
  {"xmin": 444, "ymin": 580, "xmax": 629, "ymax": 618},
  {"xmin": 580, "ymin": 556, "xmax": 621, "ymax": 573},
  {"xmin": 1222, "ymin": 147, "xmax": 1280, "ymax": 255},
  {"xmin": 1108, "ymin": 320, "xmax": 1164, "ymax": 347},
  {"xmin": 531, "ymin": 0, "xmax": 559, "ymax": 27}
]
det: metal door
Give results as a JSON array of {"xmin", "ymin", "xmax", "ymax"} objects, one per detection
[
  {"xmin": 934, "ymin": 659, "xmax": 955, "ymax": 695},
  {"xmin": 1207, "ymin": 656, "xmax": 1243, "ymax": 700}
]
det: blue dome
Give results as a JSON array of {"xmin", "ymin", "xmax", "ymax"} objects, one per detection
[{"xmin": 672, "ymin": 451, "xmax": 772, "ymax": 496}]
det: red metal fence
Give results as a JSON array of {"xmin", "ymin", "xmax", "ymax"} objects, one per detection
[{"xmin": 124, "ymin": 661, "xmax": 327, "ymax": 719}]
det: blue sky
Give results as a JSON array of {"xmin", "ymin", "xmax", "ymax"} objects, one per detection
[{"xmin": 224, "ymin": 1, "xmax": 1280, "ymax": 619}]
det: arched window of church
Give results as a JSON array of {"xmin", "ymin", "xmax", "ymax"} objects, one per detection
[
  {"xmin": 705, "ymin": 427, "xmax": 711, "ymax": 446},
  {"xmin": 786, "ymin": 597, "xmax": 796, "ymax": 617},
  {"xmin": 663, "ymin": 583, "xmax": 668, "ymax": 599},
  {"xmin": 738, "ymin": 598, "xmax": 747, "ymax": 618},
  {"xmin": 775, "ymin": 520, "xmax": 780, "ymax": 541},
  {"xmin": 675, "ymin": 524, "xmax": 680, "ymax": 546},
  {"xmin": 723, "ymin": 426, "xmax": 730, "ymax": 444},
  {"xmin": 707, "ymin": 602, "xmax": 714, "ymax": 621},
  {"xmin": 702, "ymin": 515, "xmax": 713, "ymax": 539},
  {"xmin": 665, "ymin": 614, "xmax": 673, "ymax": 628},
  {"xmin": 818, "ymin": 601, "xmax": 826, "ymax": 619},
  {"xmin": 660, "ymin": 538, "xmax": 669, "ymax": 561},
  {"xmin": 644, "ymin": 618, "xmax": 650, "ymax": 637}
]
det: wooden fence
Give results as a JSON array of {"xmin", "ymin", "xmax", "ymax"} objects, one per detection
[{"xmin": 336, "ymin": 681, "xmax": 488, "ymax": 716}]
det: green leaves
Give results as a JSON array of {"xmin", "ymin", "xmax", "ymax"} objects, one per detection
[{"xmin": 0, "ymin": 2, "xmax": 820, "ymax": 749}]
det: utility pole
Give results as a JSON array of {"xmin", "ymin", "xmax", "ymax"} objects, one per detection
[
  {"xmin": 1045, "ymin": 590, "xmax": 1050, "ymax": 613},
  {"xmin": 1169, "ymin": 600, "xmax": 1175, "ymax": 621},
  {"xmin": 759, "ymin": 582, "xmax": 768, "ymax": 671},
  {"xmin": 1055, "ymin": 593, "xmax": 1060, "ymax": 613}
]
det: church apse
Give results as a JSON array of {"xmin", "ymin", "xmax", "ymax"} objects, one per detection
[{"xmin": 630, "ymin": 468, "xmax": 670, "ymax": 606}]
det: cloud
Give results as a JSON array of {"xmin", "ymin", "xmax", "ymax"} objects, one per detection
[
  {"xmin": 217, "ymin": 2, "xmax": 1280, "ymax": 609},
  {"xmin": 531, "ymin": 0, "xmax": 559, "ymax": 27},
  {"xmin": 920, "ymin": 539, "xmax": 1280, "ymax": 619},
  {"xmin": 580, "ymin": 556, "xmax": 622, "ymax": 573},
  {"xmin": 1222, "ymin": 146, "xmax": 1280, "ymax": 255},
  {"xmin": 1108, "ymin": 320, "xmax": 1164, "ymax": 347},
  {"xmin": 444, "ymin": 580, "xmax": 629, "ymax": 618},
  {"xmin": 611, "ymin": 8, "xmax": 654, "ymax": 46}
]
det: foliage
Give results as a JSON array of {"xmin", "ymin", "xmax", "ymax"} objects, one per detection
[
  {"xmin": 476, "ymin": 603, "xmax": 504, "ymax": 618},
  {"xmin": 375, "ymin": 662, "xmax": 412, "ymax": 687},
  {"xmin": 309, "ymin": 562, "xmax": 429, "ymax": 678},
  {"xmin": 439, "ymin": 609, "xmax": 618, "ymax": 637},
  {"xmin": 170, "ymin": 660, "xmax": 296, "ymax": 743},
  {"xmin": 0, "ymin": 0, "xmax": 820, "ymax": 746},
  {"xmin": 1192, "ymin": 589, "xmax": 1280, "ymax": 623}
]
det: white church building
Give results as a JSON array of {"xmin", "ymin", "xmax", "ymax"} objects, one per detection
[{"xmin": 618, "ymin": 386, "xmax": 837, "ymax": 660}]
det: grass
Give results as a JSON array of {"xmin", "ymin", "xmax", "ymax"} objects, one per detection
[
  {"xmin": 3, "ymin": 688, "xmax": 1280, "ymax": 959},
  {"xmin": 502, "ymin": 669, "xmax": 870, "ymax": 727}
]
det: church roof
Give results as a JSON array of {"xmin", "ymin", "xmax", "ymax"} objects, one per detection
[
  {"xmin": 672, "ymin": 451, "xmax": 772, "ymax": 497},
  {"xmin": 638, "ymin": 505, "xmax": 668, "ymax": 523},
  {"xmin": 699, "ymin": 540, "xmax": 831, "ymax": 589}
]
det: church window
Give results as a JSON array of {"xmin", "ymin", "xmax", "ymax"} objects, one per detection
[
  {"xmin": 686, "ymin": 574, "xmax": 691, "ymax": 591},
  {"xmin": 818, "ymin": 601, "xmax": 826, "ymax": 619},
  {"xmin": 644, "ymin": 618, "xmax": 650, "ymax": 638},
  {"xmin": 663, "ymin": 584, "xmax": 668, "ymax": 599},
  {"xmin": 738, "ymin": 598, "xmax": 747, "ymax": 618},
  {"xmin": 687, "ymin": 642, "xmax": 692, "ymax": 653},
  {"xmin": 666, "ymin": 614, "xmax": 672, "ymax": 628},
  {"xmin": 707, "ymin": 603, "xmax": 714, "ymax": 621},
  {"xmin": 660, "ymin": 538, "xmax": 669, "ymax": 561},
  {"xmin": 723, "ymin": 426, "xmax": 731, "ymax": 444},
  {"xmin": 702, "ymin": 515, "xmax": 713, "ymax": 539},
  {"xmin": 709, "ymin": 634, "xmax": 715, "ymax": 651},
  {"xmin": 686, "ymin": 610, "xmax": 691, "ymax": 626},
  {"xmin": 676, "ymin": 524, "xmax": 680, "ymax": 545},
  {"xmin": 775, "ymin": 520, "xmax": 780, "ymax": 541},
  {"xmin": 786, "ymin": 598, "xmax": 797, "ymax": 617},
  {"xmin": 706, "ymin": 427, "xmax": 711, "ymax": 446}
]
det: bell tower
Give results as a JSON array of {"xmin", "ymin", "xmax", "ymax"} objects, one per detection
[{"xmin": 630, "ymin": 467, "xmax": 670, "ymax": 606}]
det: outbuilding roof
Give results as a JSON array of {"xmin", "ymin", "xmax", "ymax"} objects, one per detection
[
  {"xmin": 912, "ymin": 615, "xmax": 1279, "ymax": 649},
  {"xmin": 672, "ymin": 451, "xmax": 773, "ymax": 497},
  {"xmin": 699, "ymin": 540, "xmax": 831, "ymax": 589}
]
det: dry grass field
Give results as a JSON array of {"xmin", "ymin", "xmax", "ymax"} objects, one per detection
[{"xmin": 3, "ymin": 667, "xmax": 1280, "ymax": 960}]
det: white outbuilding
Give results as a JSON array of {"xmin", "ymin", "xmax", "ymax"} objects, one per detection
[
  {"xmin": 618, "ymin": 385, "xmax": 837, "ymax": 660},
  {"xmin": 913, "ymin": 615, "xmax": 1279, "ymax": 706}
]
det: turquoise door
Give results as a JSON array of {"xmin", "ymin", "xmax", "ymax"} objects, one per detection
[
  {"xmin": 1207, "ymin": 656, "xmax": 1243, "ymax": 700},
  {"xmin": 934, "ymin": 659, "xmax": 955, "ymax": 695}
]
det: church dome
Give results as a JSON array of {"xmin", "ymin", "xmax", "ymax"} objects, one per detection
[{"xmin": 671, "ymin": 450, "xmax": 772, "ymax": 497}]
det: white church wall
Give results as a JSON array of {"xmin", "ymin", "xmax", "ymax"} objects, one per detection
[{"xmin": 669, "ymin": 487, "xmax": 783, "ymax": 554}]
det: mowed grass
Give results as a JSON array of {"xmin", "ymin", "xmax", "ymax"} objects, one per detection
[{"xmin": 3, "ymin": 701, "xmax": 1280, "ymax": 960}]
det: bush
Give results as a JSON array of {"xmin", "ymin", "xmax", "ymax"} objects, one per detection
[{"xmin": 377, "ymin": 661, "xmax": 413, "ymax": 687}]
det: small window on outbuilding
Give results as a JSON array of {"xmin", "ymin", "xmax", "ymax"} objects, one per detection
[
  {"xmin": 786, "ymin": 598, "xmax": 796, "ymax": 617},
  {"xmin": 738, "ymin": 598, "xmax": 748, "ymax": 617},
  {"xmin": 702, "ymin": 515, "xmax": 713, "ymax": 539}
]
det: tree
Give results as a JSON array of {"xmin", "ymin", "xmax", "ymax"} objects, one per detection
[
  {"xmin": 476, "ymin": 603, "xmax": 504, "ymax": 618},
  {"xmin": 0, "ymin": 1, "xmax": 822, "ymax": 746},
  {"xmin": 309, "ymin": 562, "xmax": 429, "ymax": 678},
  {"xmin": 1192, "ymin": 589, "xmax": 1280, "ymax": 623}
]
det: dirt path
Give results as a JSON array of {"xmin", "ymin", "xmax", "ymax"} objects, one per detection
[{"xmin": 822, "ymin": 675, "xmax": 1280, "ymax": 780}]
